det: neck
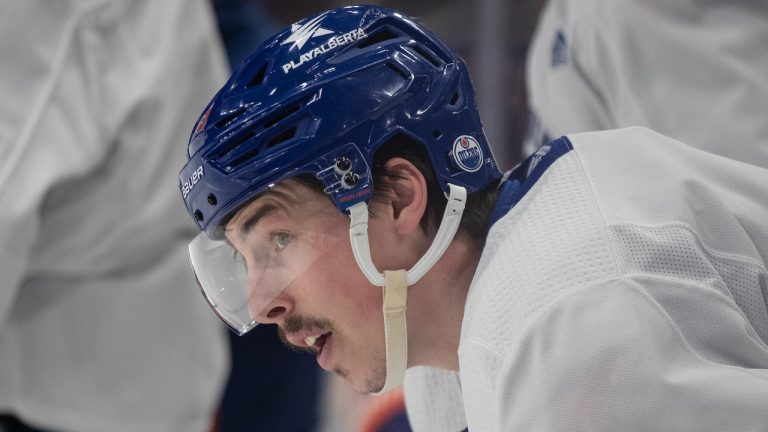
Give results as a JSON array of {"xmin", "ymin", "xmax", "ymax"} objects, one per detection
[{"xmin": 406, "ymin": 232, "xmax": 482, "ymax": 371}]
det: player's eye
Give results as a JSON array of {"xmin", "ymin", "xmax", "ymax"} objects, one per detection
[{"xmin": 273, "ymin": 231, "xmax": 292, "ymax": 251}]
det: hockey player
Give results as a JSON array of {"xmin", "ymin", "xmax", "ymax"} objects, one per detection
[
  {"xmin": 407, "ymin": 2, "xmax": 768, "ymax": 429},
  {"xmin": 179, "ymin": 6, "xmax": 768, "ymax": 431}
]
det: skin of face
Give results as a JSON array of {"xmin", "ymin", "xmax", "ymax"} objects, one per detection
[{"xmin": 224, "ymin": 172, "xmax": 425, "ymax": 393}]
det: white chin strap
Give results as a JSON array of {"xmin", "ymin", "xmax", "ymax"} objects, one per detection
[{"xmin": 348, "ymin": 183, "xmax": 467, "ymax": 394}]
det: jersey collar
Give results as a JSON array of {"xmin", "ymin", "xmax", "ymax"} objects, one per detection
[{"xmin": 487, "ymin": 136, "xmax": 574, "ymax": 233}]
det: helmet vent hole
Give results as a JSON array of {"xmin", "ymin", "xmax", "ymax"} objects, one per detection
[
  {"xmin": 411, "ymin": 44, "xmax": 443, "ymax": 69},
  {"xmin": 385, "ymin": 62, "xmax": 410, "ymax": 80},
  {"xmin": 432, "ymin": 129, "xmax": 442, "ymax": 139},
  {"xmin": 263, "ymin": 104, "xmax": 301, "ymax": 128},
  {"xmin": 217, "ymin": 131, "xmax": 255, "ymax": 158},
  {"xmin": 266, "ymin": 126, "xmax": 297, "ymax": 148},
  {"xmin": 245, "ymin": 62, "xmax": 268, "ymax": 88},
  {"xmin": 448, "ymin": 90, "xmax": 462, "ymax": 107},
  {"xmin": 226, "ymin": 126, "xmax": 295, "ymax": 168},
  {"xmin": 356, "ymin": 26, "xmax": 401, "ymax": 49},
  {"xmin": 214, "ymin": 108, "xmax": 246, "ymax": 129}
]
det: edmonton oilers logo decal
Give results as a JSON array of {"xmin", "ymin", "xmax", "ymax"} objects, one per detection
[{"xmin": 452, "ymin": 135, "xmax": 483, "ymax": 172}]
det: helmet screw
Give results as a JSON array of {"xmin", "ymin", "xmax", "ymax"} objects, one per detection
[
  {"xmin": 342, "ymin": 172, "xmax": 359, "ymax": 188},
  {"xmin": 207, "ymin": 193, "xmax": 218, "ymax": 206},
  {"xmin": 194, "ymin": 210, "xmax": 204, "ymax": 222},
  {"xmin": 334, "ymin": 157, "xmax": 352, "ymax": 175}
]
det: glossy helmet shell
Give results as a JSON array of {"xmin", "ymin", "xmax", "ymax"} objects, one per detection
[{"xmin": 179, "ymin": 5, "xmax": 501, "ymax": 237}]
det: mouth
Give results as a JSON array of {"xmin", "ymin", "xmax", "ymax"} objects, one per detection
[
  {"xmin": 279, "ymin": 320, "xmax": 335, "ymax": 370},
  {"xmin": 305, "ymin": 331, "xmax": 333, "ymax": 370}
]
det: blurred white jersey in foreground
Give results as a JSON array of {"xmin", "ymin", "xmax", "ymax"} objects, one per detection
[{"xmin": 0, "ymin": 1, "xmax": 229, "ymax": 431}]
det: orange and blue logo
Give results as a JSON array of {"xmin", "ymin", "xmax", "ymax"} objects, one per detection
[{"xmin": 452, "ymin": 135, "xmax": 483, "ymax": 172}]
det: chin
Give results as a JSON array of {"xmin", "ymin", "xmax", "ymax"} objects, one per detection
[{"xmin": 338, "ymin": 364, "xmax": 386, "ymax": 394}]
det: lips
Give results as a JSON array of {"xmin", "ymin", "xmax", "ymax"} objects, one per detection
[
  {"xmin": 316, "ymin": 332, "xmax": 332, "ymax": 370},
  {"xmin": 285, "ymin": 329, "xmax": 333, "ymax": 369}
]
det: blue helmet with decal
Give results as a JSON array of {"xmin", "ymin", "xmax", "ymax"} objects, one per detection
[{"xmin": 179, "ymin": 5, "xmax": 501, "ymax": 236}]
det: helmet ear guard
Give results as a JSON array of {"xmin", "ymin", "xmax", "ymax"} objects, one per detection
[
  {"xmin": 349, "ymin": 183, "xmax": 467, "ymax": 287},
  {"xmin": 179, "ymin": 5, "xmax": 501, "ymax": 393}
]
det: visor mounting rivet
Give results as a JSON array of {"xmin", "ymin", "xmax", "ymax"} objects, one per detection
[
  {"xmin": 334, "ymin": 157, "xmax": 352, "ymax": 175},
  {"xmin": 207, "ymin": 193, "xmax": 218, "ymax": 206},
  {"xmin": 342, "ymin": 172, "xmax": 359, "ymax": 188}
]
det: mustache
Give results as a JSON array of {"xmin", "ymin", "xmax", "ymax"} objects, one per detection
[{"xmin": 277, "ymin": 314, "xmax": 333, "ymax": 351}]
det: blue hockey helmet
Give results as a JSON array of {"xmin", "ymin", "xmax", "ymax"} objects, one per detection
[{"xmin": 179, "ymin": 5, "xmax": 501, "ymax": 237}]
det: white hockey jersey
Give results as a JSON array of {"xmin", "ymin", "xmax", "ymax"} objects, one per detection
[
  {"xmin": 0, "ymin": 1, "xmax": 229, "ymax": 431},
  {"xmin": 524, "ymin": 0, "xmax": 768, "ymax": 166},
  {"xmin": 403, "ymin": 367, "xmax": 467, "ymax": 432},
  {"xmin": 458, "ymin": 127, "xmax": 768, "ymax": 431},
  {"xmin": 406, "ymin": 1, "xmax": 768, "ymax": 428}
]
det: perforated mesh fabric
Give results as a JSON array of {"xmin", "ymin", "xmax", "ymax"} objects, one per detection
[
  {"xmin": 460, "ymin": 151, "xmax": 616, "ymax": 429},
  {"xmin": 610, "ymin": 223, "xmax": 768, "ymax": 343},
  {"xmin": 403, "ymin": 367, "xmax": 467, "ymax": 432},
  {"xmin": 462, "ymin": 152, "xmax": 615, "ymax": 349},
  {"xmin": 718, "ymin": 262, "xmax": 768, "ymax": 342}
]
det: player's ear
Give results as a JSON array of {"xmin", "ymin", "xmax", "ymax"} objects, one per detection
[{"xmin": 375, "ymin": 157, "xmax": 428, "ymax": 236}]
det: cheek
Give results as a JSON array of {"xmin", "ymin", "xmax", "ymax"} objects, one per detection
[
  {"xmin": 300, "ymin": 235, "xmax": 382, "ymax": 315},
  {"xmin": 326, "ymin": 242, "xmax": 385, "ymax": 339},
  {"xmin": 366, "ymin": 216, "xmax": 426, "ymax": 271},
  {"xmin": 333, "ymin": 244, "xmax": 381, "ymax": 310},
  {"xmin": 365, "ymin": 219, "xmax": 400, "ymax": 270}
]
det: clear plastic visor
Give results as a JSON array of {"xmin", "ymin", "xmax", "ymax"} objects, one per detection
[{"xmin": 188, "ymin": 204, "xmax": 344, "ymax": 335}]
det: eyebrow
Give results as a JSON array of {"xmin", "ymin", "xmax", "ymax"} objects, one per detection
[{"xmin": 241, "ymin": 203, "xmax": 280, "ymax": 233}]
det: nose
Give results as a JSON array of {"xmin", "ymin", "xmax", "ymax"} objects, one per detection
[
  {"xmin": 245, "ymin": 258, "xmax": 296, "ymax": 325},
  {"xmin": 254, "ymin": 293, "xmax": 294, "ymax": 325}
]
